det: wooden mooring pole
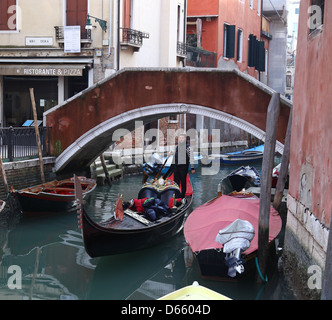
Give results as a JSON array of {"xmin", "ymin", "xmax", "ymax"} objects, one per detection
[
  {"xmin": 99, "ymin": 153, "xmax": 112, "ymax": 187},
  {"xmin": 257, "ymin": 92, "xmax": 280, "ymax": 284},
  {"xmin": 273, "ymin": 108, "xmax": 292, "ymax": 210},
  {"xmin": 29, "ymin": 88, "xmax": 45, "ymax": 184}
]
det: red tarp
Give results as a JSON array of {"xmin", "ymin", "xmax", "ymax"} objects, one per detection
[{"xmin": 184, "ymin": 195, "xmax": 282, "ymax": 255}]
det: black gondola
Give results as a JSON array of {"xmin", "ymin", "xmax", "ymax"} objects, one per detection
[{"xmin": 74, "ymin": 175, "xmax": 193, "ymax": 258}]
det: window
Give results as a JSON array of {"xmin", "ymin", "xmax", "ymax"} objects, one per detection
[
  {"xmin": 223, "ymin": 24, "xmax": 235, "ymax": 59},
  {"xmin": 250, "ymin": 0, "xmax": 254, "ymax": 9},
  {"xmin": 248, "ymin": 34, "xmax": 265, "ymax": 72},
  {"xmin": 308, "ymin": 0, "xmax": 324, "ymax": 35},
  {"xmin": 0, "ymin": 0, "xmax": 17, "ymax": 31},
  {"xmin": 257, "ymin": 0, "xmax": 261, "ymax": 16},
  {"xmin": 237, "ymin": 29, "xmax": 243, "ymax": 62}
]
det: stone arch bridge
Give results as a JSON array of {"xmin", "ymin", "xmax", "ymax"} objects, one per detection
[{"xmin": 44, "ymin": 68, "xmax": 292, "ymax": 174}]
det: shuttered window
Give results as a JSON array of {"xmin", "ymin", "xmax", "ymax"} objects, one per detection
[
  {"xmin": 66, "ymin": 0, "xmax": 88, "ymax": 38},
  {"xmin": 0, "ymin": 0, "xmax": 16, "ymax": 31},
  {"xmin": 223, "ymin": 24, "xmax": 235, "ymax": 59},
  {"xmin": 248, "ymin": 34, "xmax": 265, "ymax": 72}
]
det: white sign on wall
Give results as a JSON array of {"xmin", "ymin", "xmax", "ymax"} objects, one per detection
[
  {"xmin": 64, "ymin": 26, "xmax": 81, "ymax": 53},
  {"xmin": 26, "ymin": 37, "xmax": 54, "ymax": 46}
]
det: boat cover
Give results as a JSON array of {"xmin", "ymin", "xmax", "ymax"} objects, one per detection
[
  {"xmin": 216, "ymin": 219, "xmax": 255, "ymax": 254},
  {"xmin": 184, "ymin": 195, "xmax": 281, "ymax": 255}
]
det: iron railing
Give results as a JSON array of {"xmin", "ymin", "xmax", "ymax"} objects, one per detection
[
  {"xmin": 186, "ymin": 46, "xmax": 216, "ymax": 68},
  {"xmin": 0, "ymin": 127, "xmax": 49, "ymax": 162},
  {"xmin": 120, "ymin": 28, "xmax": 149, "ymax": 47},
  {"xmin": 54, "ymin": 26, "xmax": 92, "ymax": 41}
]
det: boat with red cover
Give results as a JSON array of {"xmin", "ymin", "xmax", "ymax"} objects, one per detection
[
  {"xmin": 184, "ymin": 193, "xmax": 282, "ymax": 280},
  {"xmin": 13, "ymin": 177, "xmax": 96, "ymax": 214},
  {"xmin": 74, "ymin": 174, "xmax": 193, "ymax": 258}
]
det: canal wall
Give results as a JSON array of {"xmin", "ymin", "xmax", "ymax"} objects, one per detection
[
  {"xmin": 0, "ymin": 157, "xmax": 56, "ymax": 199},
  {"xmin": 282, "ymin": 194, "xmax": 329, "ymax": 299}
]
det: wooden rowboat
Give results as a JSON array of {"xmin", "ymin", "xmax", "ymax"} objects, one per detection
[
  {"xmin": 74, "ymin": 174, "xmax": 193, "ymax": 258},
  {"xmin": 13, "ymin": 177, "xmax": 96, "ymax": 214}
]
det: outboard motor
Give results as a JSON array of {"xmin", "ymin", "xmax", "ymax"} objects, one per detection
[{"xmin": 216, "ymin": 219, "xmax": 255, "ymax": 278}]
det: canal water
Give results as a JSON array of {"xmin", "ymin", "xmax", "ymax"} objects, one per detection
[{"xmin": 0, "ymin": 163, "xmax": 295, "ymax": 300}]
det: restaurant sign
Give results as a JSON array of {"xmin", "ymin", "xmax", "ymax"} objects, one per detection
[{"xmin": 0, "ymin": 65, "xmax": 84, "ymax": 76}]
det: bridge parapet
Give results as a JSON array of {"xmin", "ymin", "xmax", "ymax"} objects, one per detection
[{"xmin": 44, "ymin": 67, "xmax": 291, "ymax": 173}]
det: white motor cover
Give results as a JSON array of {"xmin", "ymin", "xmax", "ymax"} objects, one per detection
[{"xmin": 216, "ymin": 219, "xmax": 255, "ymax": 254}]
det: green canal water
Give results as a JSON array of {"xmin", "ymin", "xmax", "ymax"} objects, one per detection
[{"xmin": 0, "ymin": 164, "xmax": 295, "ymax": 300}]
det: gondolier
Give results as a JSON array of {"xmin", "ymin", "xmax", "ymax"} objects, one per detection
[{"xmin": 164, "ymin": 133, "xmax": 195, "ymax": 198}]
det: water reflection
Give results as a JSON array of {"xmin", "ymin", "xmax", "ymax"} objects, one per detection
[{"xmin": 0, "ymin": 163, "xmax": 294, "ymax": 300}]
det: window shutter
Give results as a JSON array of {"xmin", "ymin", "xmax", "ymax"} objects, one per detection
[
  {"xmin": 226, "ymin": 25, "xmax": 236, "ymax": 58},
  {"xmin": 248, "ymin": 34, "xmax": 256, "ymax": 67},
  {"xmin": 256, "ymin": 41, "xmax": 266, "ymax": 72}
]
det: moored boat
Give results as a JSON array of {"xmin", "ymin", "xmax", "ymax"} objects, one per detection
[
  {"xmin": 158, "ymin": 281, "xmax": 231, "ymax": 300},
  {"xmin": 184, "ymin": 193, "xmax": 282, "ymax": 280},
  {"xmin": 74, "ymin": 174, "xmax": 193, "ymax": 258},
  {"xmin": 219, "ymin": 165, "xmax": 260, "ymax": 195},
  {"xmin": 13, "ymin": 177, "xmax": 96, "ymax": 214},
  {"xmin": 213, "ymin": 144, "xmax": 264, "ymax": 165}
]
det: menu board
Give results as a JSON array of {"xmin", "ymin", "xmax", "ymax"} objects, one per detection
[{"xmin": 64, "ymin": 26, "xmax": 81, "ymax": 53}]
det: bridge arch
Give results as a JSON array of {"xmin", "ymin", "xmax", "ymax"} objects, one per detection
[
  {"xmin": 54, "ymin": 103, "xmax": 285, "ymax": 172},
  {"xmin": 44, "ymin": 68, "xmax": 292, "ymax": 173}
]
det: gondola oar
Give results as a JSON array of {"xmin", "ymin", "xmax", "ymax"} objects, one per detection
[{"xmin": 152, "ymin": 153, "xmax": 172, "ymax": 183}]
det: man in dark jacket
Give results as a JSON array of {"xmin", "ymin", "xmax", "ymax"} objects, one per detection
[{"xmin": 164, "ymin": 133, "xmax": 195, "ymax": 198}]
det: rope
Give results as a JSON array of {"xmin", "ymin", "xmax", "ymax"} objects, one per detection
[{"xmin": 255, "ymin": 257, "xmax": 268, "ymax": 282}]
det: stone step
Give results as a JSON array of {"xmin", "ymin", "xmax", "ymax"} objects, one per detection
[
  {"xmin": 94, "ymin": 164, "xmax": 117, "ymax": 175},
  {"xmin": 96, "ymin": 168, "xmax": 123, "ymax": 185}
]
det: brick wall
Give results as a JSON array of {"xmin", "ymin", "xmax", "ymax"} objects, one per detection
[{"xmin": 0, "ymin": 158, "xmax": 56, "ymax": 199}]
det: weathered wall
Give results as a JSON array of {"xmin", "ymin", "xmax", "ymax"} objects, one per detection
[
  {"xmin": 284, "ymin": 0, "xmax": 332, "ymax": 299},
  {"xmin": 0, "ymin": 158, "xmax": 56, "ymax": 199}
]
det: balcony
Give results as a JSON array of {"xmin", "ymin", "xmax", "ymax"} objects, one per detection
[
  {"xmin": 120, "ymin": 28, "xmax": 149, "ymax": 52},
  {"xmin": 186, "ymin": 46, "xmax": 216, "ymax": 68},
  {"xmin": 177, "ymin": 41, "xmax": 187, "ymax": 59},
  {"xmin": 54, "ymin": 26, "xmax": 92, "ymax": 48}
]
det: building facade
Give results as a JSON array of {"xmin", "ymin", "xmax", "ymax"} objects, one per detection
[
  {"xmin": 187, "ymin": 0, "xmax": 265, "ymax": 79},
  {"xmin": 284, "ymin": 0, "xmax": 331, "ymax": 299},
  {"xmin": 262, "ymin": 0, "xmax": 288, "ymax": 95},
  {"xmin": 0, "ymin": 0, "xmax": 186, "ymax": 128}
]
